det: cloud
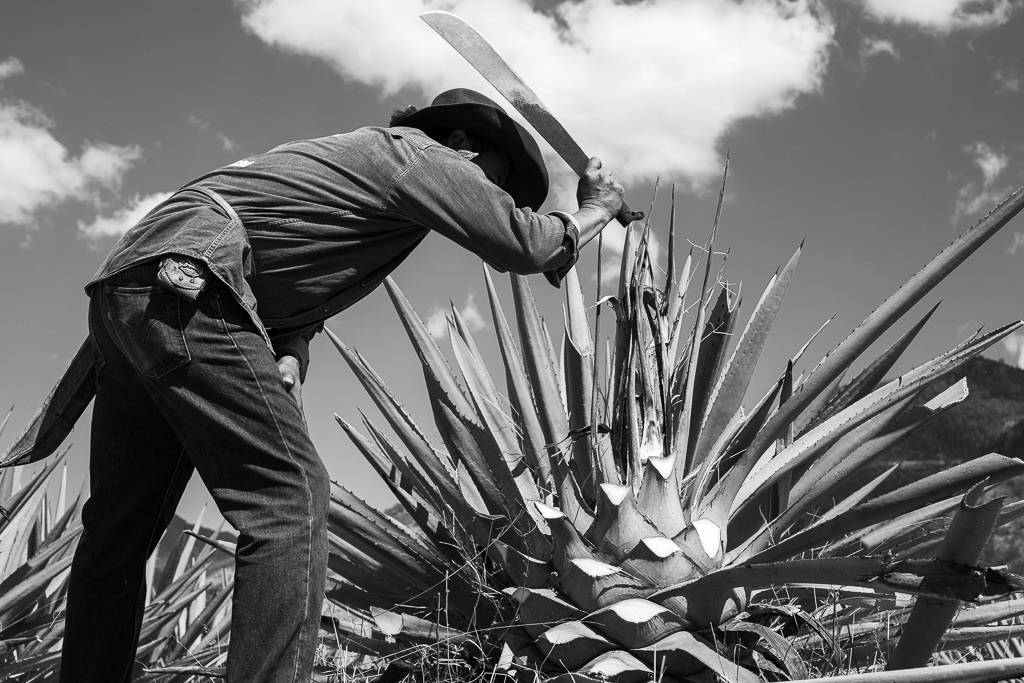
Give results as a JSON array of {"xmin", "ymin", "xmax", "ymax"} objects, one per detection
[
  {"xmin": 859, "ymin": 0, "xmax": 1017, "ymax": 32},
  {"xmin": 860, "ymin": 37, "xmax": 900, "ymax": 62},
  {"xmin": 187, "ymin": 115, "xmax": 240, "ymax": 152},
  {"xmin": 0, "ymin": 59, "xmax": 142, "ymax": 227},
  {"xmin": 0, "ymin": 57, "xmax": 24, "ymax": 81},
  {"xmin": 1008, "ymin": 232, "xmax": 1024, "ymax": 255},
  {"xmin": 598, "ymin": 222, "xmax": 666, "ymax": 285},
  {"xmin": 994, "ymin": 66, "xmax": 1022, "ymax": 94},
  {"xmin": 236, "ymin": 0, "xmax": 834, "ymax": 198},
  {"xmin": 1002, "ymin": 331, "xmax": 1024, "ymax": 370},
  {"xmin": 77, "ymin": 191, "xmax": 173, "ymax": 239},
  {"xmin": 952, "ymin": 141, "xmax": 1014, "ymax": 225},
  {"xmin": 0, "ymin": 100, "xmax": 141, "ymax": 226},
  {"xmin": 424, "ymin": 292, "xmax": 487, "ymax": 339}
]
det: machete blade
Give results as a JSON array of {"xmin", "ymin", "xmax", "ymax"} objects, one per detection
[{"xmin": 421, "ymin": 10, "xmax": 642, "ymax": 223}]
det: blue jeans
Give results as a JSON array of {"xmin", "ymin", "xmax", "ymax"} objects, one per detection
[{"xmin": 61, "ymin": 263, "xmax": 330, "ymax": 682}]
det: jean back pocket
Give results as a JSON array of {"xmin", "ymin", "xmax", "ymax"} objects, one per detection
[{"xmin": 106, "ymin": 286, "xmax": 191, "ymax": 379}]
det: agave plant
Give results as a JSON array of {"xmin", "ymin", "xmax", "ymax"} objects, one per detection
[
  {"xmin": 0, "ymin": 419, "xmax": 234, "ymax": 682},
  {"xmin": 320, "ymin": 173, "xmax": 1024, "ymax": 682}
]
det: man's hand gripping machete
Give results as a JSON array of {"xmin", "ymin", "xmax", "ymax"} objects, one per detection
[{"xmin": 421, "ymin": 11, "xmax": 644, "ymax": 227}]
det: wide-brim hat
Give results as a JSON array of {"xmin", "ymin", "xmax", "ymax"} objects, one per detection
[{"xmin": 391, "ymin": 88, "xmax": 548, "ymax": 210}]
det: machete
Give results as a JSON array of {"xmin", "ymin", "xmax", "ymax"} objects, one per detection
[{"xmin": 421, "ymin": 10, "xmax": 643, "ymax": 225}]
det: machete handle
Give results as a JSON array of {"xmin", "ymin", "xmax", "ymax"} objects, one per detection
[{"xmin": 617, "ymin": 202, "xmax": 644, "ymax": 226}]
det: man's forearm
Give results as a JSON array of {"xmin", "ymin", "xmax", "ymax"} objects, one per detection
[{"xmin": 572, "ymin": 204, "xmax": 617, "ymax": 251}]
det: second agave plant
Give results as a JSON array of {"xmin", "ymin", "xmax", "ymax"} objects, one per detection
[{"xmin": 324, "ymin": 174, "xmax": 1024, "ymax": 682}]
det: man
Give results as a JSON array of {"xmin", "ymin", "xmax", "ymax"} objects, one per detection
[{"xmin": 60, "ymin": 88, "xmax": 624, "ymax": 682}]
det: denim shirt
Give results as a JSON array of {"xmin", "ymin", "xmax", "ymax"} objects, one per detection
[{"xmin": 87, "ymin": 126, "xmax": 579, "ymax": 370}]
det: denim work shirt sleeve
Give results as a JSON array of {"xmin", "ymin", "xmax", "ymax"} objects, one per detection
[{"xmin": 388, "ymin": 141, "xmax": 579, "ymax": 277}]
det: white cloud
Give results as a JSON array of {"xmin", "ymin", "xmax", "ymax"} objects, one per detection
[
  {"xmin": 994, "ymin": 67, "xmax": 1022, "ymax": 94},
  {"xmin": 1008, "ymin": 232, "xmax": 1024, "ymax": 255},
  {"xmin": 424, "ymin": 292, "xmax": 487, "ymax": 339},
  {"xmin": 952, "ymin": 141, "xmax": 1014, "ymax": 225},
  {"xmin": 0, "ymin": 57, "xmax": 24, "ymax": 82},
  {"xmin": 969, "ymin": 141, "xmax": 1009, "ymax": 185},
  {"xmin": 599, "ymin": 222, "xmax": 665, "ymax": 284},
  {"xmin": 0, "ymin": 100, "xmax": 141, "ymax": 226},
  {"xmin": 860, "ymin": 37, "xmax": 900, "ymax": 62},
  {"xmin": 187, "ymin": 114, "xmax": 240, "ymax": 152},
  {"xmin": 236, "ymin": 0, "xmax": 834, "ymax": 199},
  {"xmin": 859, "ymin": 0, "xmax": 1017, "ymax": 32},
  {"xmin": 1002, "ymin": 331, "xmax": 1024, "ymax": 369},
  {"xmin": 77, "ymin": 191, "xmax": 173, "ymax": 239}
]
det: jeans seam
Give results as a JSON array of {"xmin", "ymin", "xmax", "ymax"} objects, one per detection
[{"xmin": 213, "ymin": 293, "xmax": 314, "ymax": 682}]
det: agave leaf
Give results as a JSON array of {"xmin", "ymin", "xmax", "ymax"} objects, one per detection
[
  {"xmin": 326, "ymin": 561, "xmax": 412, "ymax": 611},
  {"xmin": 677, "ymin": 157, "xmax": 729, "ymax": 477},
  {"xmin": 0, "ymin": 406, "xmax": 11, "ymax": 441},
  {"xmin": 692, "ymin": 373, "xmax": 784, "ymax": 511},
  {"xmin": 328, "ymin": 486, "xmax": 453, "ymax": 590},
  {"xmin": 711, "ymin": 185, "xmax": 1024, "ymax": 524},
  {"xmin": 723, "ymin": 620, "xmax": 808, "ymax": 680},
  {"xmin": 535, "ymin": 620, "xmax": 614, "ymax": 670},
  {"xmin": 357, "ymin": 414, "xmax": 448, "ymax": 519},
  {"xmin": 954, "ymin": 597, "xmax": 1024, "ymax": 627},
  {"xmin": 638, "ymin": 630, "xmax": 762, "ymax": 683},
  {"xmin": 507, "ymin": 586, "xmax": 585, "ymax": 639},
  {"xmin": 326, "ymin": 331, "xmax": 503, "ymax": 542},
  {"xmin": 786, "ymin": 378, "xmax": 968, "ymax": 534},
  {"xmin": 371, "ymin": 607, "xmax": 469, "ymax": 645},
  {"xmin": 584, "ymin": 483, "xmax": 660, "ymax": 560},
  {"xmin": 790, "ymin": 656, "xmax": 1024, "ymax": 682},
  {"xmin": 799, "ymin": 302, "xmax": 940, "ymax": 436},
  {"xmin": 693, "ymin": 243, "xmax": 800, "ymax": 471},
  {"xmin": 636, "ymin": 285, "xmax": 667, "ymax": 468},
  {"xmin": 939, "ymin": 626, "xmax": 1024, "ymax": 650},
  {"xmin": 510, "ymin": 274, "xmax": 570, "ymax": 459},
  {"xmin": 887, "ymin": 485, "xmax": 1003, "ymax": 670},
  {"xmin": 818, "ymin": 464, "xmax": 899, "ymax": 525},
  {"xmin": 848, "ymin": 493, "xmax": 962, "ymax": 558},
  {"xmin": 609, "ymin": 226, "xmax": 638, "ymax": 405},
  {"xmin": 489, "ymin": 540, "xmax": 552, "ymax": 589},
  {"xmin": 0, "ymin": 452, "xmax": 67, "ymax": 579},
  {"xmin": 170, "ymin": 505, "xmax": 207, "ymax": 585},
  {"xmin": 379, "ymin": 278, "xmax": 508, "ymax": 511},
  {"xmin": 736, "ymin": 400, "xmax": 914, "ymax": 557},
  {"xmin": 335, "ymin": 414, "xmax": 460, "ymax": 550},
  {"xmin": 655, "ymin": 556, "xmax": 1022, "ymax": 604},
  {"xmin": 663, "ymin": 185, "xmax": 678, "ymax": 317},
  {"xmin": 586, "ymin": 598, "xmax": 686, "ymax": 650},
  {"xmin": 0, "ymin": 449, "xmax": 65, "ymax": 539},
  {"xmin": 636, "ymin": 455, "xmax": 686, "ymax": 537},
  {"xmin": 382, "ymin": 277, "xmax": 474, "ymax": 419},
  {"xmin": 0, "ymin": 552, "xmax": 74, "ymax": 627},
  {"xmin": 484, "ymin": 267, "xmax": 556, "ymax": 496},
  {"xmin": 165, "ymin": 579, "xmax": 234, "ymax": 660},
  {"xmin": 666, "ymin": 249, "xmax": 694, "ymax": 369},
  {"xmin": 563, "ymin": 267, "xmax": 619, "ymax": 497},
  {"xmin": 747, "ymin": 453, "xmax": 1024, "ymax": 564},
  {"xmin": 729, "ymin": 322, "xmax": 1020, "ymax": 520},
  {"xmin": 448, "ymin": 321, "xmax": 552, "ymax": 558},
  {"xmin": 687, "ymin": 286, "xmax": 739, "ymax": 459},
  {"xmin": 427, "ymin": 387, "xmax": 509, "ymax": 512}
]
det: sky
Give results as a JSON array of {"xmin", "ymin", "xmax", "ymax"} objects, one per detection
[{"xmin": 1, "ymin": 0, "xmax": 1023, "ymax": 525}]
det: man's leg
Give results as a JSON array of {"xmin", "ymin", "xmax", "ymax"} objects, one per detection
[
  {"xmin": 94, "ymin": 274, "xmax": 331, "ymax": 682},
  {"xmin": 61, "ymin": 282, "xmax": 196, "ymax": 683}
]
